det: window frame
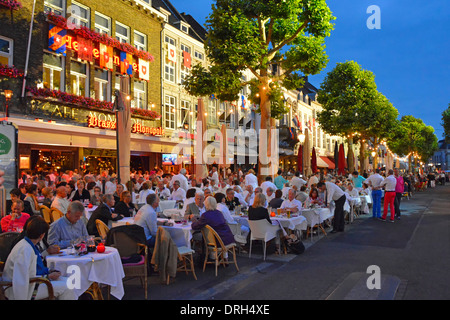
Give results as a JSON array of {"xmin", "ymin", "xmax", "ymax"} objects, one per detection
[
  {"xmin": 42, "ymin": 52, "xmax": 64, "ymax": 91},
  {"xmin": 94, "ymin": 68, "xmax": 111, "ymax": 102},
  {"xmin": 115, "ymin": 21, "xmax": 130, "ymax": 44},
  {"xmin": 69, "ymin": 60, "xmax": 89, "ymax": 97},
  {"xmin": 69, "ymin": 1, "xmax": 90, "ymax": 28},
  {"xmin": 94, "ymin": 12, "xmax": 111, "ymax": 35},
  {"xmin": 134, "ymin": 30, "xmax": 147, "ymax": 52},
  {"xmin": 44, "ymin": 0, "xmax": 65, "ymax": 17},
  {"xmin": 133, "ymin": 80, "xmax": 147, "ymax": 109},
  {"xmin": 164, "ymin": 95, "xmax": 176, "ymax": 130},
  {"xmin": 0, "ymin": 36, "xmax": 13, "ymax": 66}
]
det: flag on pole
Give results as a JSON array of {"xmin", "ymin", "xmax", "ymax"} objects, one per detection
[
  {"xmin": 48, "ymin": 23, "xmax": 67, "ymax": 56},
  {"xmin": 77, "ymin": 36, "xmax": 93, "ymax": 62},
  {"xmin": 99, "ymin": 44, "xmax": 113, "ymax": 70},
  {"xmin": 167, "ymin": 43, "xmax": 177, "ymax": 63},
  {"xmin": 183, "ymin": 51, "xmax": 191, "ymax": 69},
  {"xmin": 120, "ymin": 51, "xmax": 133, "ymax": 75},
  {"xmin": 139, "ymin": 58, "xmax": 149, "ymax": 81}
]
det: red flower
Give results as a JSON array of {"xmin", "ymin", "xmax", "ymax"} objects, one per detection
[
  {"xmin": 0, "ymin": 64, "xmax": 24, "ymax": 78},
  {"xmin": 0, "ymin": 0, "xmax": 22, "ymax": 10}
]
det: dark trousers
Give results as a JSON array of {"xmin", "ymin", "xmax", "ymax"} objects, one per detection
[
  {"xmin": 333, "ymin": 195, "xmax": 347, "ymax": 232},
  {"xmin": 394, "ymin": 192, "xmax": 402, "ymax": 217}
]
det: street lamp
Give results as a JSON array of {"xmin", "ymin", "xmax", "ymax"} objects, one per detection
[
  {"xmin": 298, "ymin": 133, "xmax": 306, "ymax": 144},
  {"xmin": 2, "ymin": 89, "xmax": 12, "ymax": 119}
]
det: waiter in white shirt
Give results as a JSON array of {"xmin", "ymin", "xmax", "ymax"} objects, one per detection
[
  {"xmin": 170, "ymin": 168, "xmax": 189, "ymax": 191},
  {"xmin": 290, "ymin": 171, "xmax": 307, "ymax": 191},
  {"xmin": 365, "ymin": 169, "xmax": 384, "ymax": 219},
  {"xmin": 244, "ymin": 169, "xmax": 259, "ymax": 189},
  {"xmin": 380, "ymin": 169, "xmax": 397, "ymax": 222},
  {"xmin": 317, "ymin": 181, "xmax": 347, "ymax": 233}
]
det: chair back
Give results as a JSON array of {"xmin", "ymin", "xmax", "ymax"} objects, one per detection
[
  {"xmin": 95, "ymin": 219, "xmax": 110, "ymax": 240},
  {"xmin": 50, "ymin": 208, "xmax": 64, "ymax": 222},
  {"xmin": 112, "ymin": 230, "xmax": 142, "ymax": 257},
  {"xmin": 248, "ymin": 219, "xmax": 279, "ymax": 242},
  {"xmin": 201, "ymin": 225, "xmax": 226, "ymax": 250},
  {"xmin": 159, "ymin": 200, "xmax": 176, "ymax": 212},
  {"xmin": 0, "ymin": 232, "xmax": 20, "ymax": 264},
  {"xmin": 40, "ymin": 205, "xmax": 52, "ymax": 224}
]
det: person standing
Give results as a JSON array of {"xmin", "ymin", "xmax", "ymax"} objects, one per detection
[
  {"xmin": 244, "ymin": 169, "xmax": 259, "ymax": 189},
  {"xmin": 274, "ymin": 169, "xmax": 288, "ymax": 190},
  {"xmin": 365, "ymin": 169, "xmax": 384, "ymax": 219},
  {"xmin": 380, "ymin": 169, "xmax": 397, "ymax": 222},
  {"xmin": 394, "ymin": 169, "xmax": 404, "ymax": 220},
  {"xmin": 317, "ymin": 181, "xmax": 347, "ymax": 233}
]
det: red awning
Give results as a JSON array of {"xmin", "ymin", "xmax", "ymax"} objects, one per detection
[{"xmin": 319, "ymin": 156, "xmax": 335, "ymax": 169}]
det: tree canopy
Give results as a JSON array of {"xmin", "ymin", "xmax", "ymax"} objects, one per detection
[{"xmin": 442, "ymin": 103, "xmax": 450, "ymax": 143}]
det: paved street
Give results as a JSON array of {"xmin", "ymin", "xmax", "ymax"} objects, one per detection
[{"xmin": 119, "ymin": 184, "xmax": 450, "ymax": 300}]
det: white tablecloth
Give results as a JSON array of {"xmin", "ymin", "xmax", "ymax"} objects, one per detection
[
  {"xmin": 110, "ymin": 217, "xmax": 135, "ymax": 228},
  {"xmin": 46, "ymin": 247, "xmax": 125, "ymax": 299},
  {"xmin": 84, "ymin": 205, "xmax": 98, "ymax": 221},
  {"xmin": 232, "ymin": 214, "xmax": 307, "ymax": 232}
]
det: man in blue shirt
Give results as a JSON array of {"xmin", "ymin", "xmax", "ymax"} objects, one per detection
[
  {"xmin": 48, "ymin": 201, "xmax": 89, "ymax": 248},
  {"xmin": 352, "ymin": 171, "xmax": 366, "ymax": 190},
  {"xmin": 274, "ymin": 169, "xmax": 288, "ymax": 190}
]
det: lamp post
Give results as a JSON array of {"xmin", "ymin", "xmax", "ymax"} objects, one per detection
[{"xmin": 3, "ymin": 89, "xmax": 13, "ymax": 119}]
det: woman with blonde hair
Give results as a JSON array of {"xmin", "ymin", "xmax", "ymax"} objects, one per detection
[{"xmin": 248, "ymin": 193, "xmax": 272, "ymax": 224}]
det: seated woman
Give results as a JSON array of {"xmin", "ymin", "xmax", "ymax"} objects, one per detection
[
  {"xmin": 268, "ymin": 189, "xmax": 284, "ymax": 209},
  {"xmin": 24, "ymin": 184, "xmax": 41, "ymax": 216},
  {"xmin": 90, "ymin": 186, "xmax": 103, "ymax": 206},
  {"xmin": 71, "ymin": 180, "xmax": 91, "ymax": 203},
  {"xmin": 2, "ymin": 216, "xmax": 76, "ymax": 300},
  {"xmin": 41, "ymin": 187, "xmax": 54, "ymax": 209},
  {"xmin": 114, "ymin": 191, "xmax": 136, "ymax": 217},
  {"xmin": 248, "ymin": 193, "xmax": 272, "ymax": 225},
  {"xmin": 191, "ymin": 196, "xmax": 235, "ymax": 246},
  {"xmin": 1, "ymin": 199, "xmax": 31, "ymax": 233},
  {"xmin": 304, "ymin": 188, "xmax": 324, "ymax": 208}
]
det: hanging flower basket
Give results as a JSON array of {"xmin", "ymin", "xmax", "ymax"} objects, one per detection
[
  {"xmin": 0, "ymin": 0, "xmax": 22, "ymax": 10},
  {"xmin": 0, "ymin": 64, "xmax": 24, "ymax": 78}
]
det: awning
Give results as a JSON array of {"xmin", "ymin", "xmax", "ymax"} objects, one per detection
[{"xmin": 318, "ymin": 156, "xmax": 335, "ymax": 169}]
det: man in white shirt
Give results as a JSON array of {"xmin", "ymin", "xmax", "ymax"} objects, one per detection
[
  {"xmin": 280, "ymin": 189, "xmax": 303, "ymax": 213},
  {"xmin": 290, "ymin": 171, "xmax": 307, "ymax": 191},
  {"xmin": 380, "ymin": 169, "xmax": 397, "ymax": 222},
  {"xmin": 265, "ymin": 187, "xmax": 275, "ymax": 203},
  {"xmin": 307, "ymin": 172, "xmax": 320, "ymax": 189},
  {"xmin": 317, "ymin": 181, "xmax": 347, "ymax": 233},
  {"xmin": 345, "ymin": 183, "xmax": 359, "ymax": 199},
  {"xmin": 51, "ymin": 186, "xmax": 71, "ymax": 214},
  {"xmin": 210, "ymin": 167, "xmax": 220, "ymax": 186},
  {"xmin": 243, "ymin": 185, "xmax": 255, "ymax": 206},
  {"xmin": 156, "ymin": 180, "xmax": 171, "ymax": 199},
  {"xmin": 244, "ymin": 169, "xmax": 259, "ymax": 189},
  {"xmin": 134, "ymin": 194, "xmax": 159, "ymax": 248},
  {"xmin": 170, "ymin": 168, "xmax": 189, "ymax": 191},
  {"xmin": 260, "ymin": 176, "xmax": 277, "ymax": 195},
  {"xmin": 104, "ymin": 177, "xmax": 117, "ymax": 195},
  {"xmin": 365, "ymin": 169, "xmax": 384, "ymax": 219},
  {"xmin": 169, "ymin": 180, "xmax": 186, "ymax": 202}
]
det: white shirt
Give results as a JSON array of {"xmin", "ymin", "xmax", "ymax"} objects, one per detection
[
  {"xmin": 217, "ymin": 203, "xmax": 236, "ymax": 225},
  {"xmin": 138, "ymin": 189, "xmax": 155, "ymax": 204},
  {"xmin": 324, "ymin": 181, "xmax": 346, "ymax": 204},
  {"xmin": 280, "ymin": 198, "xmax": 303, "ymax": 212},
  {"xmin": 307, "ymin": 175, "xmax": 319, "ymax": 188},
  {"xmin": 245, "ymin": 173, "xmax": 259, "ymax": 189},
  {"xmin": 234, "ymin": 192, "xmax": 247, "ymax": 207},
  {"xmin": 170, "ymin": 174, "xmax": 189, "ymax": 191},
  {"xmin": 51, "ymin": 196, "xmax": 70, "ymax": 214},
  {"xmin": 156, "ymin": 187, "xmax": 171, "ymax": 199},
  {"xmin": 260, "ymin": 181, "xmax": 277, "ymax": 194},
  {"xmin": 346, "ymin": 188, "xmax": 359, "ymax": 198},
  {"xmin": 365, "ymin": 173, "xmax": 384, "ymax": 189},
  {"xmin": 105, "ymin": 181, "xmax": 116, "ymax": 195},
  {"xmin": 290, "ymin": 176, "xmax": 307, "ymax": 190},
  {"xmin": 381, "ymin": 175, "xmax": 397, "ymax": 192},
  {"xmin": 210, "ymin": 171, "xmax": 219, "ymax": 185},
  {"xmin": 169, "ymin": 187, "xmax": 186, "ymax": 201},
  {"xmin": 134, "ymin": 204, "xmax": 158, "ymax": 240}
]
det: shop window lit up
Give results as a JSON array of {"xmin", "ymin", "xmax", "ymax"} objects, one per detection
[
  {"xmin": 43, "ymin": 53, "xmax": 63, "ymax": 91},
  {"xmin": 70, "ymin": 60, "xmax": 88, "ymax": 97}
]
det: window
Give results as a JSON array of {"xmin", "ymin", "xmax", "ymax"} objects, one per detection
[
  {"xmin": 181, "ymin": 24, "xmax": 189, "ymax": 34},
  {"xmin": 194, "ymin": 51, "xmax": 204, "ymax": 60},
  {"xmin": 43, "ymin": 53, "xmax": 63, "ymax": 91},
  {"xmin": 94, "ymin": 68, "xmax": 110, "ymax": 101},
  {"xmin": 70, "ymin": 60, "xmax": 88, "ymax": 97},
  {"xmin": 180, "ymin": 44, "xmax": 191, "ymax": 54},
  {"xmin": 115, "ymin": 22, "xmax": 130, "ymax": 44},
  {"xmin": 207, "ymin": 100, "xmax": 217, "ymax": 124},
  {"xmin": 165, "ymin": 61, "xmax": 175, "ymax": 83},
  {"xmin": 133, "ymin": 80, "xmax": 146, "ymax": 109},
  {"xmin": 164, "ymin": 95, "xmax": 176, "ymax": 130},
  {"xmin": 134, "ymin": 31, "xmax": 147, "ymax": 52},
  {"xmin": 0, "ymin": 37, "xmax": 13, "ymax": 66},
  {"xmin": 44, "ymin": 0, "xmax": 65, "ymax": 16},
  {"xmin": 136, "ymin": 0, "xmax": 151, "ymax": 8},
  {"xmin": 179, "ymin": 100, "xmax": 190, "ymax": 130},
  {"xmin": 69, "ymin": 1, "xmax": 90, "ymax": 28},
  {"xmin": 165, "ymin": 36, "xmax": 175, "ymax": 46},
  {"xmin": 180, "ymin": 64, "xmax": 190, "ymax": 85},
  {"xmin": 95, "ymin": 12, "xmax": 111, "ymax": 35}
]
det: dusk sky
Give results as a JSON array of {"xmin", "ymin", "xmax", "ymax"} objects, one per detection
[{"xmin": 170, "ymin": 0, "xmax": 450, "ymax": 140}]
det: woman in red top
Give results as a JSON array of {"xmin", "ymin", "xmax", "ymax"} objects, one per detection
[{"xmin": 1, "ymin": 199, "xmax": 30, "ymax": 233}]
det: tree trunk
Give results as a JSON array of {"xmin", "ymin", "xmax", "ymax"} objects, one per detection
[
  {"xmin": 408, "ymin": 155, "xmax": 412, "ymax": 173},
  {"xmin": 347, "ymin": 137, "xmax": 355, "ymax": 173},
  {"xmin": 359, "ymin": 140, "xmax": 366, "ymax": 173},
  {"xmin": 258, "ymin": 80, "xmax": 271, "ymax": 185}
]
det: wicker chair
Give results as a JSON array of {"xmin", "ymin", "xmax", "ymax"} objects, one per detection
[
  {"xmin": 0, "ymin": 275, "xmax": 55, "ymax": 300},
  {"xmin": 50, "ymin": 207, "xmax": 64, "ymax": 222},
  {"xmin": 95, "ymin": 220, "xmax": 110, "ymax": 241},
  {"xmin": 39, "ymin": 205, "xmax": 52, "ymax": 224},
  {"xmin": 109, "ymin": 230, "xmax": 148, "ymax": 300},
  {"xmin": 201, "ymin": 225, "xmax": 239, "ymax": 276}
]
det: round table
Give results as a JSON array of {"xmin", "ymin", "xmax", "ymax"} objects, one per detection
[{"xmin": 46, "ymin": 247, "xmax": 125, "ymax": 300}]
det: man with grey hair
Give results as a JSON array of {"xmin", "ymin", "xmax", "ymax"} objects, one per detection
[
  {"xmin": 184, "ymin": 191, "xmax": 206, "ymax": 221},
  {"xmin": 134, "ymin": 193, "xmax": 159, "ymax": 247},
  {"xmin": 48, "ymin": 201, "xmax": 89, "ymax": 248},
  {"xmin": 87, "ymin": 194, "xmax": 123, "ymax": 237}
]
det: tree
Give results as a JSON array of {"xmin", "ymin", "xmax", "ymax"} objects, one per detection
[
  {"xmin": 442, "ymin": 103, "xmax": 450, "ymax": 143},
  {"xmin": 316, "ymin": 61, "xmax": 392, "ymax": 172},
  {"xmin": 388, "ymin": 115, "xmax": 437, "ymax": 173},
  {"xmin": 184, "ymin": 0, "xmax": 335, "ymax": 180}
]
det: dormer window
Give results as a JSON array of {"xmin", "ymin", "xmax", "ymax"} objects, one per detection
[
  {"xmin": 181, "ymin": 25, "xmax": 189, "ymax": 33},
  {"xmin": 135, "ymin": 0, "xmax": 151, "ymax": 9}
]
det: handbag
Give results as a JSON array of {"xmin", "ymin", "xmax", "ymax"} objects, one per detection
[{"xmin": 284, "ymin": 234, "xmax": 305, "ymax": 255}]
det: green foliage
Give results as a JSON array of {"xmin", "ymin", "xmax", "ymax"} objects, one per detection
[
  {"xmin": 183, "ymin": 0, "xmax": 335, "ymax": 120},
  {"xmin": 442, "ymin": 103, "xmax": 450, "ymax": 143}
]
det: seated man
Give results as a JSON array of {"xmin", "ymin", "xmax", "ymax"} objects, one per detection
[
  {"xmin": 225, "ymin": 188, "xmax": 241, "ymax": 211},
  {"xmin": 48, "ymin": 201, "xmax": 89, "ymax": 249},
  {"xmin": 169, "ymin": 180, "xmax": 186, "ymax": 202},
  {"xmin": 87, "ymin": 194, "xmax": 123, "ymax": 237},
  {"xmin": 51, "ymin": 186, "xmax": 71, "ymax": 215},
  {"xmin": 2, "ymin": 216, "xmax": 76, "ymax": 300},
  {"xmin": 295, "ymin": 186, "xmax": 309, "ymax": 203},
  {"xmin": 134, "ymin": 193, "xmax": 159, "ymax": 248},
  {"xmin": 184, "ymin": 191, "xmax": 206, "ymax": 221},
  {"xmin": 280, "ymin": 189, "xmax": 303, "ymax": 213},
  {"xmin": 8, "ymin": 188, "xmax": 33, "ymax": 216},
  {"xmin": 1, "ymin": 199, "xmax": 30, "ymax": 233}
]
